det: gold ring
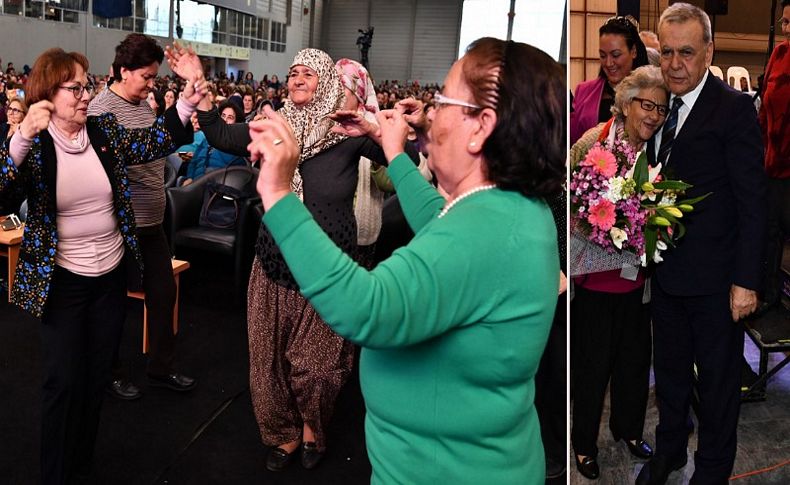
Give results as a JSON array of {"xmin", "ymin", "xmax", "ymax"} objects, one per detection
[{"xmin": 273, "ymin": 138, "xmax": 283, "ymax": 146}]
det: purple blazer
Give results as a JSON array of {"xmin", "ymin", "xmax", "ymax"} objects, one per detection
[{"xmin": 570, "ymin": 77, "xmax": 606, "ymax": 145}]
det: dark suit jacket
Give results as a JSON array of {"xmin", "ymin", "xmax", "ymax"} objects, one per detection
[{"xmin": 647, "ymin": 74, "xmax": 766, "ymax": 296}]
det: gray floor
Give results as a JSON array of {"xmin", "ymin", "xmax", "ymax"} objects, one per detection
[{"xmin": 570, "ymin": 336, "xmax": 790, "ymax": 484}]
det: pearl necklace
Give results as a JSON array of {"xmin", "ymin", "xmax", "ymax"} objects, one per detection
[{"xmin": 437, "ymin": 184, "xmax": 497, "ymax": 218}]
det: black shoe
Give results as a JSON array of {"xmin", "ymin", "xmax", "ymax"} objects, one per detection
[
  {"xmin": 105, "ymin": 379, "xmax": 142, "ymax": 401},
  {"xmin": 266, "ymin": 446, "xmax": 297, "ymax": 472},
  {"xmin": 300, "ymin": 441, "xmax": 324, "ymax": 469},
  {"xmin": 575, "ymin": 454, "xmax": 600, "ymax": 480},
  {"xmin": 147, "ymin": 373, "xmax": 197, "ymax": 392},
  {"xmin": 546, "ymin": 455, "xmax": 566, "ymax": 479},
  {"xmin": 635, "ymin": 455, "xmax": 687, "ymax": 485},
  {"xmin": 624, "ymin": 439, "xmax": 654, "ymax": 459}
]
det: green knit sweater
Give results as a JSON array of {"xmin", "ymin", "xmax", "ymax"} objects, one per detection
[{"xmin": 263, "ymin": 153, "xmax": 559, "ymax": 484}]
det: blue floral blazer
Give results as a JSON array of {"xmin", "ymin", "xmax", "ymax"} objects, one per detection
[{"xmin": 0, "ymin": 107, "xmax": 192, "ymax": 318}]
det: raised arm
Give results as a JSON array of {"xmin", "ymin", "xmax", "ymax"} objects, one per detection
[{"xmin": 197, "ymin": 107, "xmax": 253, "ymax": 157}]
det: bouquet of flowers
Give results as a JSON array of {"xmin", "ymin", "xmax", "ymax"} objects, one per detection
[{"xmin": 569, "ymin": 138, "xmax": 709, "ymax": 276}]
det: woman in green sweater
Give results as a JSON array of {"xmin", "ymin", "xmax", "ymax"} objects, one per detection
[{"xmin": 247, "ymin": 38, "xmax": 566, "ymax": 484}]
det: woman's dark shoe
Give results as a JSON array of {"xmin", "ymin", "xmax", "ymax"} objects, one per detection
[
  {"xmin": 266, "ymin": 446, "xmax": 298, "ymax": 472},
  {"xmin": 624, "ymin": 439, "xmax": 654, "ymax": 459},
  {"xmin": 575, "ymin": 454, "xmax": 600, "ymax": 480},
  {"xmin": 301, "ymin": 441, "xmax": 324, "ymax": 469}
]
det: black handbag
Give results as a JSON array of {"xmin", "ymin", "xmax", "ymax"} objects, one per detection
[{"xmin": 199, "ymin": 166, "xmax": 254, "ymax": 229}]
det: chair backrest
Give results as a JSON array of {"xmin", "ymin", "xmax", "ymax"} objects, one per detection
[
  {"xmin": 727, "ymin": 66, "xmax": 751, "ymax": 92},
  {"xmin": 205, "ymin": 165, "xmax": 259, "ymax": 195},
  {"xmin": 709, "ymin": 65, "xmax": 724, "ymax": 80},
  {"xmin": 164, "ymin": 160, "xmax": 177, "ymax": 188}
]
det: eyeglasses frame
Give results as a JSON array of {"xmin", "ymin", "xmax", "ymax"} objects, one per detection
[{"xmin": 631, "ymin": 96, "xmax": 669, "ymax": 117}]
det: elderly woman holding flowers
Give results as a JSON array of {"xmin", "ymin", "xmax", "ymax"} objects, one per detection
[{"xmin": 569, "ymin": 65, "xmax": 668, "ymax": 480}]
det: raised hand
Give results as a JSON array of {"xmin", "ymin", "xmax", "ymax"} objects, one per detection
[
  {"xmin": 165, "ymin": 42, "xmax": 203, "ymax": 81},
  {"xmin": 19, "ymin": 100, "xmax": 54, "ymax": 139},
  {"xmin": 374, "ymin": 109, "xmax": 410, "ymax": 163},
  {"xmin": 395, "ymin": 98, "xmax": 429, "ymax": 131},
  {"xmin": 328, "ymin": 110, "xmax": 378, "ymax": 138},
  {"xmin": 247, "ymin": 105, "xmax": 300, "ymax": 209},
  {"xmin": 181, "ymin": 76, "xmax": 208, "ymax": 106}
]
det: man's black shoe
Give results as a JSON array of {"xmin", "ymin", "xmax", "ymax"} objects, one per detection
[
  {"xmin": 635, "ymin": 455, "xmax": 687, "ymax": 485},
  {"xmin": 148, "ymin": 373, "xmax": 197, "ymax": 392},
  {"xmin": 624, "ymin": 439, "xmax": 654, "ymax": 459},
  {"xmin": 105, "ymin": 379, "xmax": 142, "ymax": 401}
]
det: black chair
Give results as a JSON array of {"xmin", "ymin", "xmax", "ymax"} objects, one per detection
[
  {"xmin": 165, "ymin": 166, "xmax": 261, "ymax": 294},
  {"xmin": 164, "ymin": 159, "xmax": 178, "ymax": 188}
]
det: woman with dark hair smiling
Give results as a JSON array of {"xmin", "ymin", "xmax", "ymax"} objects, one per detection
[
  {"xmin": 244, "ymin": 37, "xmax": 565, "ymax": 484},
  {"xmin": 0, "ymin": 47, "xmax": 201, "ymax": 484},
  {"xmin": 570, "ymin": 15, "xmax": 649, "ymax": 144}
]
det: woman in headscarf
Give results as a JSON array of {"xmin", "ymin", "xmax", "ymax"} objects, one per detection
[
  {"xmin": 335, "ymin": 58, "xmax": 387, "ymax": 268},
  {"xmin": 166, "ymin": 46, "xmax": 418, "ymax": 471}
]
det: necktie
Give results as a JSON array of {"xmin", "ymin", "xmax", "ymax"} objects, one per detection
[{"xmin": 657, "ymin": 97, "xmax": 684, "ymax": 166}]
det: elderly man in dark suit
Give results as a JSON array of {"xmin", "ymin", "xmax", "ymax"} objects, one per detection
[{"xmin": 636, "ymin": 3, "xmax": 767, "ymax": 485}]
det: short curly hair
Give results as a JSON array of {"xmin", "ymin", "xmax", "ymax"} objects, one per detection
[
  {"xmin": 111, "ymin": 33, "xmax": 164, "ymax": 82},
  {"xmin": 611, "ymin": 65, "xmax": 667, "ymax": 119},
  {"xmin": 462, "ymin": 37, "xmax": 566, "ymax": 197}
]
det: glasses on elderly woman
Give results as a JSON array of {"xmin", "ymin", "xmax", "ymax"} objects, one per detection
[
  {"xmin": 59, "ymin": 82, "xmax": 95, "ymax": 99},
  {"xmin": 7, "ymin": 107, "xmax": 25, "ymax": 115},
  {"xmin": 433, "ymin": 93, "xmax": 482, "ymax": 110},
  {"xmin": 632, "ymin": 97, "xmax": 668, "ymax": 116}
]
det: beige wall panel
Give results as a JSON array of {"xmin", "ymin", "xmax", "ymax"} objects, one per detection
[
  {"xmin": 586, "ymin": 0, "xmax": 616, "ymax": 14},
  {"xmin": 570, "ymin": 13, "xmax": 585, "ymax": 58},
  {"xmin": 585, "ymin": 14, "xmax": 610, "ymax": 58}
]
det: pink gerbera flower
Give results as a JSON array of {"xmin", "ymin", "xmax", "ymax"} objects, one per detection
[
  {"xmin": 582, "ymin": 146, "xmax": 618, "ymax": 178},
  {"xmin": 587, "ymin": 199, "xmax": 616, "ymax": 230}
]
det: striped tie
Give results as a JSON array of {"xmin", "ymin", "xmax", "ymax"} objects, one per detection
[{"xmin": 657, "ymin": 97, "xmax": 684, "ymax": 166}]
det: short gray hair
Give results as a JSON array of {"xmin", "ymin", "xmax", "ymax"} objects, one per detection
[
  {"xmin": 612, "ymin": 65, "xmax": 668, "ymax": 119},
  {"xmin": 658, "ymin": 2, "xmax": 712, "ymax": 44}
]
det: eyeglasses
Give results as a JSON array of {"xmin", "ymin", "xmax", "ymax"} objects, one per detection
[
  {"xmin": 433, "ymin": 93, "xmax": 482, "ymax": 110},
  {"xmin": 220, "ymin": 113, "xmax": 237, "ymax": 122},
  {"xmin": 632, "ymin": 97, "xmax": 668, "ymax": 116},
  {"xmin": 59, "ymin": 83, "xmax": 95, "ymax": 99},
  {"xmin": 7, "ymin": 107, "xmax": 25, "ymax": 115},
  {"xmin": 780, "ymin": 18, "xmax": 790, "ymax": 28}
]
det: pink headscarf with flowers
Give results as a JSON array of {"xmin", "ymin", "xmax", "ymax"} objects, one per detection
[
  {"xmin": 335, "ymin": 59, "xmax": 379, "ymax": 123},
  {"xmin": 335, "ymin": 58, "xmax": 384, "ymax": 246}
]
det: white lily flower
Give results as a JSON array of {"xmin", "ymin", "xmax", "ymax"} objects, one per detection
[
  {"xmin": 653, "ymin": 249, "xmax": 664, "ymax": 263},
  {"xmin": 656, "ymin": 240, "xmax": 668, "ymax": 251},
  {"xmin": 610, "ymin": 226, "xmax": 628, "ymax": 249}
]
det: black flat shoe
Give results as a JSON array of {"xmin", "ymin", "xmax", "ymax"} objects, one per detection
[
  {"xmin": 575, "ymin": 454, "xmax": 600, "ymax": 480},
  {"xmin": 624, "ymin": 439, "xmax": 654, "ymax": 459},
  {"xmin": 266, "ymin": 446, "xmax": 298, "ymax": 472},
  {"xmin": 148, "ymin": 373, "xmax": 197, "ymax": 392},
  {"xmin": 105, "ymin": 379, "xmax": 142, "ymax": 401},
  {"xmin": 301, "ymin": 441, "xmax": 324, "ymax": 469}
]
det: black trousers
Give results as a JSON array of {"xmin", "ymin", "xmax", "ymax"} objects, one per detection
[
  {"xmin": 651, "ymin": 281, "xmax": 743, "ymax": 484},
  {"xmin": 535, "ymin": 295, "xmax": 567, "ymax": 464},
  {"xmin": 40, "ymin": 264, "xmax": 126, "ymax": 485},
  {"xmin": 763, "ymin": 177, "xmax": 790, "ymax": 304},
  {"xmin": 112, "ymin": 225, "xmax": 177, "ymax": 377},
  {"xmin": 571, "ymin": 285, "xmax": 652, "ymax": 457}
]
